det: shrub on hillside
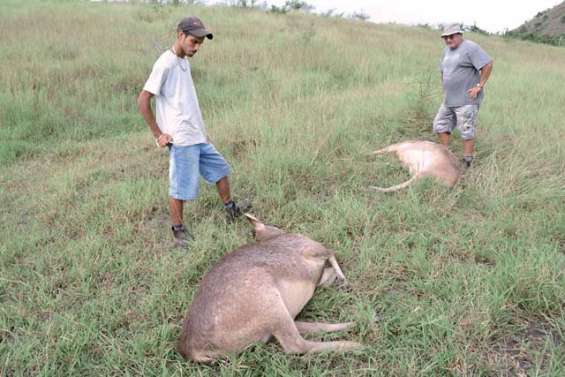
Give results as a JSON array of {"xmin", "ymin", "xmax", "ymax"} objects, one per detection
[
  {"xmin": 269, "ymin": 0, "xmax": 314, "ymax": 14},
  {"xmin": 464, "ymin": 23, "xmax": 490, "ymax": 35},
  {"xmin": 504, "ymin": 30, "xmax": 565, "ymax": 47},
  {"xmin": 230, "ymin": 0, "xmax": 259, "ymax": 7},
  {"xmin": 350, "ymin": 11, "xmax": 370, "ymax": 22}
]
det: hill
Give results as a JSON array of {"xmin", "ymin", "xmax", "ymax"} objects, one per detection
[
  {"xmin": 507, "ymin": 1, "xmax": 565, "ymax": 45},
  {"xmin": 1, "ymin": 1, "xmax": 564, "ymax": 376}
]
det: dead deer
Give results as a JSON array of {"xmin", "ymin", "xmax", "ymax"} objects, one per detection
[
  {"xmin": 178, "ymin": 214, "xmax": 361, "ymax": 362},
  {"xmin": 370, "ymin": 140, "xmax": 462, "ymax": 192}
]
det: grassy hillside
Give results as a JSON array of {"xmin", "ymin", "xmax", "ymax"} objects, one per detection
[
  {"xmin": 507, "ymin": 1, "xmax": 565, "ymax": 46},
  {"xmin": 1, "ymin": 1, "xmax": 564, "ymax": 376}
]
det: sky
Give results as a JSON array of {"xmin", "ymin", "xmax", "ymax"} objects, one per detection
[{"xmin": 243, "ymin": 0, "xmax": 563, "ymax": 33}]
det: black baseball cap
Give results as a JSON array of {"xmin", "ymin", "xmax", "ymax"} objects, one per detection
[{"xmin": 177, "ymin": 16, "xmax": 213, "ymax": 40}]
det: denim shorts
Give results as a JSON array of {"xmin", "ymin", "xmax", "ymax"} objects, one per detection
[
  {"xmin": 169, "ymin": 143, "xmax": 231, "ymax": 201},
  {"xmin": 432, "ymin": 103, "xmax": 480, "ymax": 140}
]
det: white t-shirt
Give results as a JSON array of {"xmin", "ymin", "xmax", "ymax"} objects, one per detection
[{"xmin": 143, "ymin": 50, "xmax": 207, "ymax": 146}]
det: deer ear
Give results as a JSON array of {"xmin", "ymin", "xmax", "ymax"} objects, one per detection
[
  {"xmin": 244, "ymin": 213, "xmax": 263, "ymax": 227},
  {"xmin": 244, "ymin": 213, "xmax": 266, "ymax": 238},
  {"xmin": 245, "ymin": 214, "xmax": 286, "ymax": 241}
]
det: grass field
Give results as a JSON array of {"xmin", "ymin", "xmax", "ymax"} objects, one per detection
[{"xmin": 1, "ymin": 1, "xmax": 564, "ymax": 376}]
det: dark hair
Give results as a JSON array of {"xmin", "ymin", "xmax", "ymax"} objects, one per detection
[{"xmin": 177, "ymin": 25, "xmax": 189, "ymax": 36}]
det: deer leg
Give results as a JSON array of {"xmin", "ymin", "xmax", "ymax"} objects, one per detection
[
  {"xmin": 317, "ymin": 266, "xmax": 338, "ymax": 287},
  {"xmin": 295, "ymin": 321, "xmax": 354, "ymax": 335},
  {"xmin": 328, "ymin": 255, "xmax": 347, "ymax": 281},
  {"xmin": 271, "ymin": 301, "xmax": 361, "ymax": 354},
  {"xmin": 274, "ymin": 321, "xmax": 361, "ymax": 354},
  {"xmin": 371, "ymin": 145, "xmax": 396, "ymax": 155},
  {"xmin": 370, "ymin": 173, "xmax": 420, "ymax": 193}
]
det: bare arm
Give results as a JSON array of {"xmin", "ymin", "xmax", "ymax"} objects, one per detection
[
  {"xmin": 137, "ymin": 90, "xmax": 160, "ymax": 138},
  {"xmin": 478, "ymin": 61, "xmax": 493, "ymax": 88},
  {"xmin": 137, "ymin": 90, "xmax": 172, "ymax": 146},
  {"xmin": 468, "ymin": 61, "xmax": 494, "ymax": 99}
]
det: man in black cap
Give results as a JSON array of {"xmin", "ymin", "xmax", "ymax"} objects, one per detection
[{"xmin": 138, "ymin": 17, "xmax": 249, "ymax": 247}]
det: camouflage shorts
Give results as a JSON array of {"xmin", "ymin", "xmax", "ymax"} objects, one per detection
[{"xmin": 432, "ymin": 103, "xmax": 479, "ymax": 140}]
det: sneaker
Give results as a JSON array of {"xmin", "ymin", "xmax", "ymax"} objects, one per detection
[
  {"xmin": 171, "ymin": 224, "xmax": 193, "ymax": 248},
  {"xmin": 224, "ymin": 199, "xmax": 252, "ymax": 222},
  {"xmin": 462, "ymin": 156, "xmax": 474, "ymax": 169}
]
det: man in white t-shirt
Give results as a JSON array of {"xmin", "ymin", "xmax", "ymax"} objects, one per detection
[{"xmin": 138, "ymin": 16, "xmax": 249, "ymax": 247}]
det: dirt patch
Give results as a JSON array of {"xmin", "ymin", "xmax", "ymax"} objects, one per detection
[
  {"xmin": 228, "ymin": 138, "xmax": 258, "ymax": 158},
  {"xmin": 487, "ymin": 318, "xmax": 561, "ymax": 376}
]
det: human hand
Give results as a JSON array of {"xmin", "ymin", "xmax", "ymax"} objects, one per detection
[
  {"xmin": 156, "ymin": 133, "xmax": 173, "ymax": 147},
  {"xmin": 467, "ymin": 86, "xmax": 481, "ymax": 99}
]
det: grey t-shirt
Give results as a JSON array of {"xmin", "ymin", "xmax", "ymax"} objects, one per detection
[{"xmin": 440, "ymin": 39, "xmax": 492, "ymax": 107}]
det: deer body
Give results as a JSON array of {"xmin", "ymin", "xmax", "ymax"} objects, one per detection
[
  {"xmin": 178, "ymin": 215, "xmax": 359, "ymax": 362},
  {"xmin": 371, "ymin": 140, "xmax": 461, "ymax": 192}
]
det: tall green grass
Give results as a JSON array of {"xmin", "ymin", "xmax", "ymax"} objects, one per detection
[{"xmin": 1, "ymin": 1, "xmax": 564, "ymax": 376}]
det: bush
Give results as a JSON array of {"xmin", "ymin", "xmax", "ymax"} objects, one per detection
[
  {"xmin": 268, "ymin": 0, "xmax": 314, "ymax": 14},
  {"xmin": 350, "ymin": 10, "xmax": 370, "ymax": 22},
  {"xmin": 464, "ymin": 23, "xmax": 490, "ymax": 36},
  {"xmin": 504, "ymin": 30, "xmax": 565, "ymax": 47},
  {"xmin": 232, "ymin": 0, "xmax": 258, "ymax": 7}
]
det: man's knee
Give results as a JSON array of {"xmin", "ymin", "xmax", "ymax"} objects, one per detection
[
  {"xmin": 455, "ymin": 105, "xmax": 479, "ymax": 139},
  {"xmin": 433, "ymin": 121, "xmax": 452, "ymax": 135},
  {"xmin": 215, "ymin": 175, "xmax": 229, "ymax": 185},
  {"xmin": 458, "ymin": 122, "xmax": 476, "ymax": 140},
  {"xmin": 433, "ymin": 108, "xmax": 455, "ymax": 135}
]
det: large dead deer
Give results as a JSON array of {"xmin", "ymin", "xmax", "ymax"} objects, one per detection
[
  {"xmin": 178, "ymin": 214, "xmax": 361, "ymax": 362},
  {"xmin": 370, "ymin": 140, "xmax": 462, "ymax": 192}
]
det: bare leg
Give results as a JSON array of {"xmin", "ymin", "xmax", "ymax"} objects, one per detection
[
  {"xmin": 438, "ymin": 132, "xmax": 450, "ymax": 146},
  {"xmin": 295, "ymin": 321, "xmax": 354, "ymax": 335},
  {"xmin": 216, "ymin": 176, "xmax": 231, "ymax": 204},
  {"xmin": 169, "ymin": 197, "xmax": 184, "ymax": 225},
  {"xmin": 463, "ymin": 138, "xmax": 475, "ymax": 157}
]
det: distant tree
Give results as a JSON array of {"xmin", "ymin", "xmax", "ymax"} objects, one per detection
[
  {"xmin": 268, "ymin": 1, "xmax": 314, "ymax": 14},
  {"xmin": 230, "ymin": 0, "xmax": 258, "ymax": 8},
  {"xmin": 320, "ymin": 8, "xmax": 344, "ymax": 18},
  {"xmin": 284, "ymin": 0, "xmax": 313, "ymax": 12},
  {"xmin": 417, "ymin": 23, "xmax": 436, "ymax": 30},
  {"xmin": 322, "ymin": 9, "xmax": 344, "ymax": 18},
  {"xmin": 464, "ymin": 23, "xmax": 490, "ymax": 35},
  {"xmin": 350, "ymin": 10, "xmax": 370, "ymax": 22},
  {"xmin": 269, "ymin": 4, "xmax": 288, "ymax": 14}
]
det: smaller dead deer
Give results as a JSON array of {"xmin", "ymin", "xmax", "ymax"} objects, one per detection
[
  {"xmin": 370, "ymin": 140, "xmax": 462, "ymax": 192},
  {"xmin": 178, "ymin": 214, "xmax": 361, "ymax": 362}
]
